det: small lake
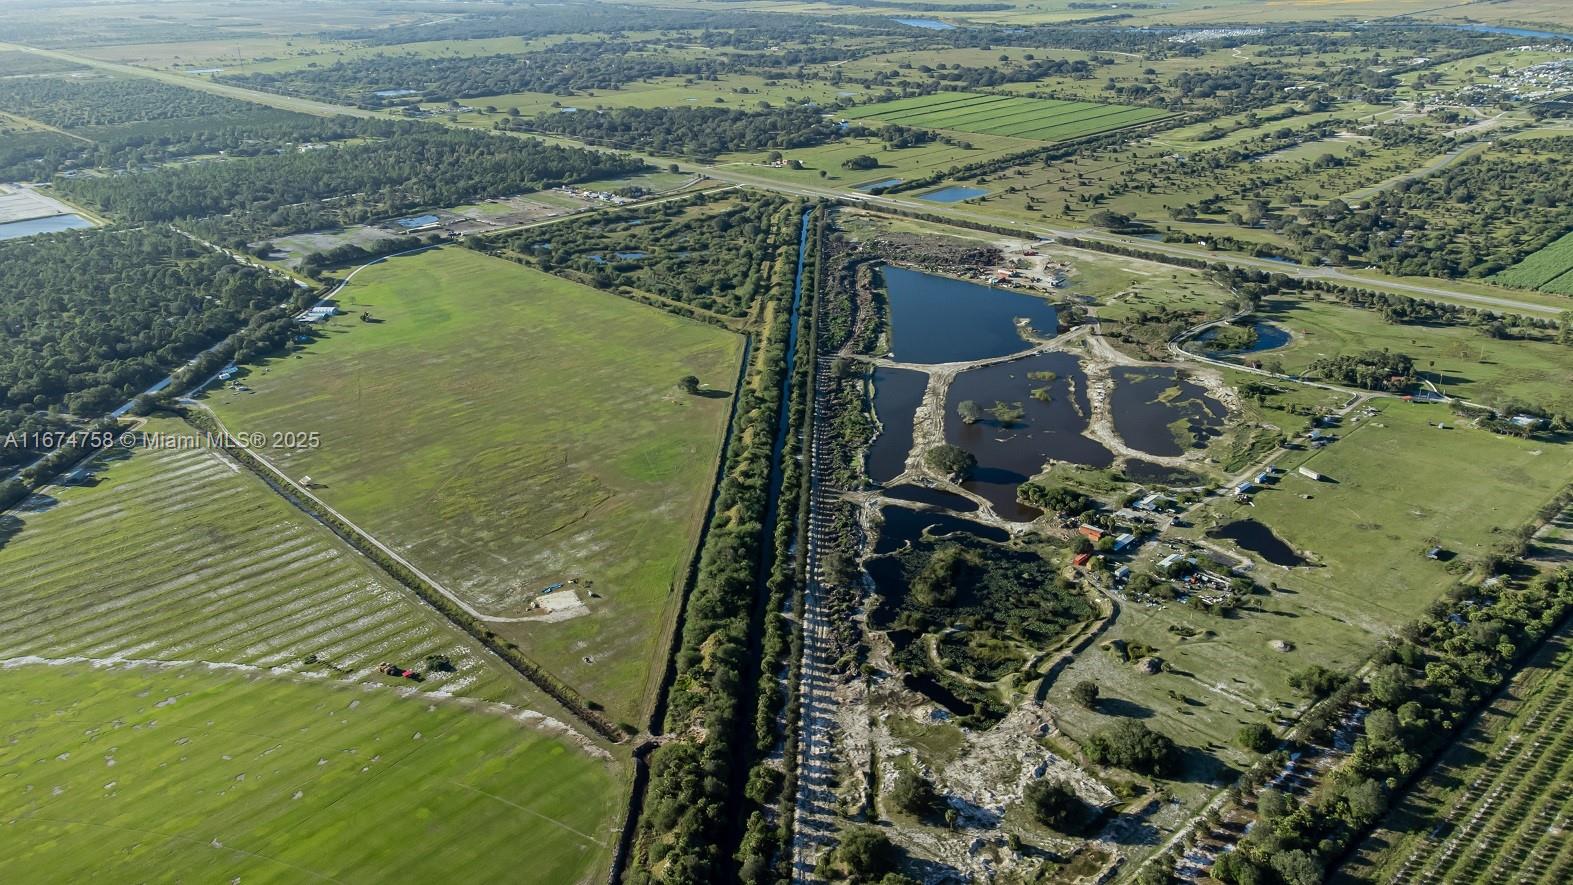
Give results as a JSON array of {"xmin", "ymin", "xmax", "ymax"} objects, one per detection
[
  {"xmin": 0, "ymin": 214, "xmax": 93, "ymax": 241},
  {"xmin": 919, "ymin": 185, "xmax": 987, "ymax": 203},
  {"xmin": 1194, "ymin": 320, "xmax": 1290, "ymax": 355},
  {"xmin": 884, "ymin": 265, "xmax": 1058, "ymax": 364},
  {"xmin": 872, "ymin": 504, "xmax": 1009, "ymax": 556},
  {"xmin": 882, "ymin": 483, "xmax": 979, "ymax": 513},
  {"xmin": 867, "ymin": 367, "xmax": 929, "ymax": 484},
  {"xmin": 1211, "ymin": 519, "xmax": 1305, "ymax": 567},
  {"xmin": 1123, "ymin": 459, "xmax": 1204, "ymax": 487},
  {"xmin": 1107, "ymin": 366, "xmax": 1226, "ymax": 458},
  {"xmin": 894, "ymin": 17, "xmax": 956, "ymax": 29},
  {"xmin": 854, "ymin": 177, "xmax": 903, "ymax": 192},
  {"xmin": 945, "ymin": 352, "xmax": 1113, "ymax": 519}
]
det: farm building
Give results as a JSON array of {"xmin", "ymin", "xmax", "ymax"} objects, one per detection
[
  {"xmin": 1073, "ymin": 551, "xmax": 1093, "ymax": 567},
  {"xmin": 1297, "ymin": 466, "xmax": 1323, "ymax": 481},
  {"xmin": 1113, "ymin": 565, "xmax": 1131, "ymax": 581},
  {"xmin": 1078, "ymin": 525, "xmax": 1105, "ymax": 542},
  {"xmin": 1135, "ymin": 492, "xmax": 1176, "ymax": 511},
  {"xmin": 295, "ymin": 305, "xmax": 337, "ymax": 323},
  {"xmin": 1112, "ymin": 532, "xmax": 1137, "ymax": 551}
]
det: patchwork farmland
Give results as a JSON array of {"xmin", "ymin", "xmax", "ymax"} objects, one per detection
[{"xmin": 842, "ymin": 91, "xmax": 1170, "ymax": 142}]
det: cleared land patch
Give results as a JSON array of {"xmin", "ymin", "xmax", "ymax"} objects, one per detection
[
  {"xmin": 210, "ymin": 247, "xmax": 744, "ymax": 723},
  {"xmin": 0, "ymin": 662, "xmax": 618, "ymax": 883},
  {"xmin": 842, "ymin": 91, "xmax": 1170, "ymax": 142}
]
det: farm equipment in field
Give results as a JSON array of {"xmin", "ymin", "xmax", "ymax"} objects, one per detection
[{"xmin": 377, "ymin": 662, "xmax": 422, "ymax": 680}]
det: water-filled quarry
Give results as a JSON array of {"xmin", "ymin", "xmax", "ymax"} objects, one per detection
[
  {"xmin": 882, "ymin": 266, "xmax": 1057, "ymax": 364},
  {"xmin": 1106, "ymin": 366, "xmax": 1227, "ymax": 458},
  {"xmin": 945, "ymin": 352, "xmax": 1112, "ymax": 518},
  {"xmin": 1210, "ymin": 519, "xmax": 1306, "ymax": 567},
  {"xmin": 866, "ymin": 367, "xmax": 928, "ymax": 484}
]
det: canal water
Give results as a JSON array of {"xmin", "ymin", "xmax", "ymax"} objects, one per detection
[
  {"xmin": 882, "ymin": 483, "xmax": 979, "ymax": 513},
  {"xmin": 871, "ymin": 504, "xmax": 1009, "ymax": 555},
  {"xmin": 883, "ymin": 265, "xmax": 1057, "ymax": 364}
]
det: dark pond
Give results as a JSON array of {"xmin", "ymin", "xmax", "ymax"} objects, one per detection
[
  {"xmin": 1211, "ymin": 519, "xmax": 1306, "ymax": 567},
  {"xmin": 1122, "ymin": 459, "xmax": 1204, "ymax": 487},
  {"xmin": 882, "ymin": 483, "xmax": 979, "ymax": 513},
  {"xmin": 872, "ymin": 504, "xmax": 1009, "ymax": 556},
  {"xmin": 903, "ymin": 673, "xmax": 974, "ymax": 716},
  {"xmin": 1107, "ymin": 366, "xmax": 1227, "ymax": 458},
  {"xmin": 945, "ymin": 352, "xmax": 1112, "ymax": 519},
  {"xmin": 866, "ymin": 367, "xmax": 929, "ymax": 484},
  {"xmin": 1194, "ymin": 321, "xmax": 1290, "ymax": 355},
  {"xmin": 883, "ymin": 265, "xmax": 1058, "ymax": 364}
]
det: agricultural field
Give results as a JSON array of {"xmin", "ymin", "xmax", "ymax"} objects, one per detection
[
  {"xmin": 1493, "ymin": 229, "xmax": 1573, "ymax": 295},
  {"xmin": 717, "ymin": 129, "xmax": 1040, "ymax": 188},
  {"xmin": 0, "ymin": 662, "xmax": 619, "ymax": 883},
  {"xmin": 0, "ymin": 418, "xmax": 544, "ymax": 708},
  {"xmin": 209, "ymin": 247, "xmax": 745, "ymax": 725},
  {"xmin": 1339, "ymin": 624, "xmax": 1573, "ymax": 883},
  {"xmin": 842, "ymin": 92, "xmax": 1170, "ymax": 142}
]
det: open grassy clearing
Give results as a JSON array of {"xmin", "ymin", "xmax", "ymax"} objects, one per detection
[
  {"xmin": 210, "ymin": 247, "xmax": 744, "ymax": 725},
  {"xmin": 1250, "ymin": 295, "xmax": 1573, "ymax": 413},
  {"xmin": 1339, "ymin": 624, "xmax": 1573, "ymax": 883},
  {"xmin": 1190, "ymin": 401, "xmax": 1573, "ymax": 632},
  {"xmin": 0, "ymin": 418, "xmax": 541, "ymax": 708},
  {"xmin": 843, "ymin": 91, "xmax": 1169, "ymax": 141},
  {"xmin": 0, "ymin": 662, "xmax": 619, "ymax": 883}
]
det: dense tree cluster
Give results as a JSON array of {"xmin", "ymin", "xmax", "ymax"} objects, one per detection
[
  {"xmin": 487, "ymin": 193, "xmax": 790, "ymax": 317},
  {"xmin": 1084, "ymin": 719, "xmax": 1179, "ymax": 775},
  {"xmin": 510, "ymin": 104, "xmax": 841, "ymax": 160},
  {"xmin": 1306, "ymin": 349, "xmax": 1414, "ymax": 391},
  {"xmin": 221, "ymin": 44, "xmax": 727, "ymax": 106},
  {"xmin": 630, "ymin": 202, "xmax": 804, "ymax": 883},
  {"xmin": 0, "ymin": 227, "xmax": 298, "ymax": 421},
  {"xmin": 58, "ymin": 128, "xmax": 643, "ymax": 236},
  {"xmin": 1275, "ymin": 139, "xmax": 1573, "ymax": 277},
  {"xmin": 0, "ymin": 74, "xmax": 264, "ymax": 129}
]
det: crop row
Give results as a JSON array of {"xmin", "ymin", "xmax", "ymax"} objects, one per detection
[
  {"xmin": 1491, "ymin": 230, "xmax": 1573, "ymax": 291},
  {"xmin": 0, "ymin": 440, "xmax": 524, "ymax": 703}
]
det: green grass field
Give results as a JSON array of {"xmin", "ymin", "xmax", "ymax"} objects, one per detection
[
  {"xmin": 717, "ymin": 129, "xmax": 1041, "ymax": 187},
  {"xmin": 210, "ymin": 247, "xmax": 744, "ymax": 725},
  {"xmin": 1252, "ymin": 296, "xmax": 1573, "ymax": 413},
  {"xmin": 1200, "ymin": 401, "xmax": 1573, "ymax": 632},
  {"xmin": 0, "ymin": 419, "xmax": 544, "ymax": 708},
  {"xmin": 843, "ymin": 91, "xmax": 1169, "ymax": 142},
  {"xmin": 0, "ymin": 662, "xmax": 619, "ymax": 883}
]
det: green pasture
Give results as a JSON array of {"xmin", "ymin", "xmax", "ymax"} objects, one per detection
[
  {"xmin": 210, "ymin": 247, "xmax": 744, "ymax": 724},
  {"xmin": 0, "ymin": 663, "xmax": 620, "ymax": 883},
  {"xmin": 1251, "ymin": 295, "xmax": 1573, "ymax": 413},
  {"xmin": 457, "ymin": 74, "xmax": 867, "ymax": 124}
]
